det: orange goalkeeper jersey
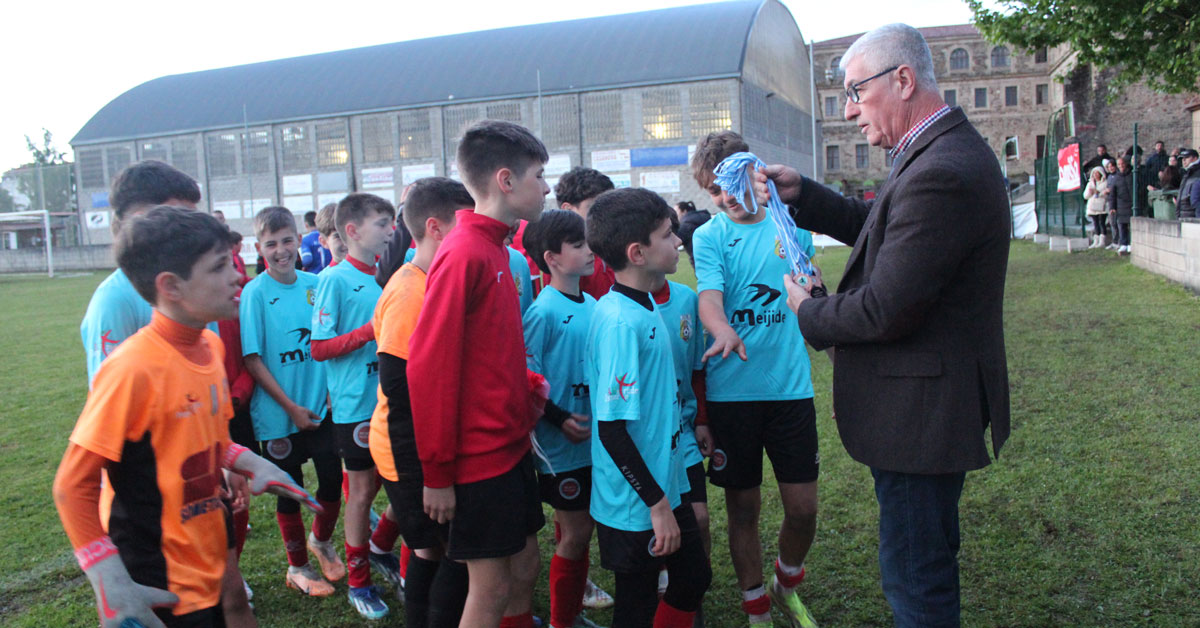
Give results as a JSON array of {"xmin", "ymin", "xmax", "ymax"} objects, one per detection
[{"xmin": 370, "ymin": 262, "xmax": 425, "ymax": 482}]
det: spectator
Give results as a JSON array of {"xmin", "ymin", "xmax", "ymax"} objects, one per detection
[
  {"xmin": 1083, "ymin": 167, "xmax": 1108, "ymax": 248},
  {"xmin": 1177, "ymin": 149, "xmax": 1200, "ymax": 219},
  {"xmin": 1157, "ymin": 162, "xmax": 1182, "ymax": 191},
  {"xmin": 1145, "ymin": 141, "xmax": 1169, "ymax": 178},
  {"xmin": 1107, "ymin": 157, "xmax": 1134, "ymax": 255},
  {"xmin": 229, "ymin": 230, "xmax": 249, "ymax": 286},
  {"xmin": 673, "ymin": 200, "xmax": 709, "ymax": 267},
  {"xmin": 1083, "ymin": 144, "xmax": 1111, "ymax": 172}
]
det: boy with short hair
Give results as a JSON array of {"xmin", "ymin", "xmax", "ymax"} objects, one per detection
[
  {"xmin": 54, "ymin": 206, "xmax": 320, "ymax": 628},
  {"xmin": 300, "ymin": 210, "xmax": 330, "ymax": 273},
  {"xmin": 372, "ymin": 176, "xmax": 472, "ymax": 628},
  {"xmin": 521, "ymin": 209, "xmax": 602, "ymax": 628},
  {"xmin": 408, "ymin": 120, "xmax": 550, "ymax": 628},
  {"xmin": 554, "ymin": 167, "xmax": 616, "ymax": 299},
  {"xmin": 584, "ymin": 187, "xmax": 712, "ymax": 628},
  {"xmin": 690, "ymin": 130, "xmax": 819, "ymax": 627},
  {"xmin": 240, "ymin": 206, "xmax": 346, "ymax": 597},
  {"xmin": 311, "ymin": 192, "xmax": 402, "ymax": 619},
  {"xmin": 314, "ymin": 202, "xmax": 348, "ymax": 267}
]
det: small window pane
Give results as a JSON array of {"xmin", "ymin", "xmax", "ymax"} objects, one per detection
[
  {"xmin": 1005, "ymin": 136, "xmax": 1019, "ymax": 160},
  {"xmin": 855, "ymin": 144, "xmax": 869, "ymax": 169},
  {"xmin": 950, "ymin": 48, "xmax": 969, "ymax": 71},
  {"xmin": 398, "ymin": 110, "xmax": 432, "ymax": 159},
  {"xmin": 944, "ymin": 90, "xmax": 957, "ymax": 107},
  {"xmin": 360, "ymin": 117, "xmax": 394, "ymax": 164},
  {"xmin": 316, "ymin": 122, "xmax": 348, "ymax": 168},
  {"xmin": 688, "ymin": 84, "xmax": 732, "ymax": 138},
  {"xmin": 206, "ymin": 134, "xmax": 238, "ymax": 178},
  {"xmin": 583, "ymin": 93, "xmax": 625, "ymax": 145},
  {"xmin": 141, "ymin": 141, "xmax": 169, "ymax": 163},
  {"xmin": 825, "ymin": 145, "xmax": 840, "ymax": 171},
  {"xmin": 78, "ymin": 149, "xmax": 104, "ymax": 188},
  {"xmin": 991, "ymin": 46, "xmax": 1009, "ymax": 68},
  {"xmin": 1034, "ymin": 47, "xmax": 1048, "ymax": 63},
  {"xmin": 1005, "ymin": 86, "xmax": 1018, "ymax": 107},
  {"xmin": 105, "ymin": 147, "xmax": 131, "ymax": 181},
  {"xmin": 1036, "ymin": 135, "xmax": 1046, "ymax": 158},
  {"xmin": 486, "ymin": 103, "xmax": 522, "ymax": 123},
  {"xmin": 171, "ymin": 139, "xmax": 198, "ymax": 178},
  {"xmin": 829, "ymin": 56, "xmax": 842, "ymax": 81},
  {"xmin": 241, "ymin": 131, "xmax": 270, "ymax": 174},
  {"xmin": 1035, "ymin": 84, "xmax": 1048, "ymax": 105},
  {"xmin": 541, "ymin": 96, "xmax": 580, "ymax": 148},
  {"xmin": 824, "ymin": 96, "xmax": 838, "ymax": 117},
  {"xmin": 281, "ymin": 126, "xmax": 312, "ymax": 172},
  {"xmin": 975, "ymin": 88, "xmax": 988, "ymax": 108},
  {"xmin": 642, "ymin": 89, "xmax": 682, "ymax": 141}
]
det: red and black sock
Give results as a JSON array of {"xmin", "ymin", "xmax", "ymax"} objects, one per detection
[
  {"xmin": 653, "ymin": 599, "xmax": 696, "ymax": 628},
  {"xmin": 370, "ymin": 512, "xmax": 401, "ymax": 553},
  {"xmin": 549, "ymin": 554, "xmax": 589, "ymax": 628}
]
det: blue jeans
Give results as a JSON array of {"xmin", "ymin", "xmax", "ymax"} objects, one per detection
[{"xmin": 871, "ymin": 468, "xmax": 966, "ymax": 628}]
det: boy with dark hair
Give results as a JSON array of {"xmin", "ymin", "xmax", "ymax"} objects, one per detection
[
  {"xmin": 691, "ymin": 131, "xmax": 819, "ymax": 627},
  {"xmin": 240, "ymin": 206, "xmax": 345, "ymax": 598},
  {"xmin": 584, "ymin": 187, "xmax": 711, "ymax": 628},
  {"xmin": 521, "ymin": 210, "xmax": 603, "ymax": 628},
  {"xmin": 300, "ymin": 210, "xmax": 330, "ymax": 274},
  {"xmin": 554, "ymin": 167, "xmax": 616, "ymax": 300},
  {"xmin": 408, "ymin": 120, "xmax": 550, "ymax": 628},
  {"xmin": 311, "ymin": 192, "xmax": 402, "ymax": 619},
  {"xmin": 54, "ymin": 206, "xmax": 320, "ymax": 628},
  {"xmin": 314, "ymin": 202, "xmax": 348, "ymax": 267},
  {"xmin": 372, "ymin": 177, "xmax": 471, "ymax": 628}
]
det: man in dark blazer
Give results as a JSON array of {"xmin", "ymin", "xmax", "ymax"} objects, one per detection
[{"xmin": 756, "ymin": 23, "xmax": 1010, "ymax": 628}]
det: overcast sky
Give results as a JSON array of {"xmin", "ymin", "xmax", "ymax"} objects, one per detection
[{"xmin": 1, "ymin": 0, "xmax": 977, "ymax": 170}]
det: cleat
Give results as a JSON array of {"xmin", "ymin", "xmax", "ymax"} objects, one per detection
[
  {"xmin": 349, "ymin": 585, "xmax": 390, "ymax": 620},
  {"xmin": 582, "ymin": 578, "xmax": 614, "ymax": 609},
  {"xmin": 768, "ymin": 577, "xmax": 818, "ymax": 628},
  {"xmin": 286, "ymin": 564, "xmax": 335, "ymax": 597},
  {"xmin": 308, "ymin": 533, "xmax": 347, "ymax": 582},
  {"xmin": 369, "ymin": 550, "xmax": 402, "ymax": 587}
]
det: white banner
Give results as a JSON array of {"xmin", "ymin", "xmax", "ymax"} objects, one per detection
[
  {"xmin": 317, "ymin": 193, "xmax": 344, "ymax": 209},
  {"xmin": 283, "ymin": 195, "xmax": 315, "ymax": 214},
  {"xmin": 362, "ymin": 167, "xmax": 394, "ymax": 189},
  {"xmin": 610, "ymin": 173, "xmax": 632, "ymax": 188},
  {"xmin": 546, "ymin": 154, "xmax": 572, "ymax": 176},
  {"xmin": 591, "ymin": 149, "xmax": 631, "ymax": 172},
  {"xmin": 85, "ymin": 211, "xmax": 110, "ymax": 229},
  {"xmin": 282, "ymin": 174, "xmax": 313, "ymax": 195},
  {"xmin": 639, "ymin": 170, "xmax": 680, "ymax": 194}
]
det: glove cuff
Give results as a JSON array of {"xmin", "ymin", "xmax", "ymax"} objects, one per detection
[
  {"xmin": 223, "ymin": 443, "xmax": 250, "ymax": 470},
  {"xmin": 75, "ymin": 536, "xmax": 119, "ymax": 571}
]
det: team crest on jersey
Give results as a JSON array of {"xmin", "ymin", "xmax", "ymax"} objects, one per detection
[
  {"xmin": 711, "ymin": 448, "xmax": 728, "ymax": 471},
  {"xmin": 558, "ymin": 477, "xmax": 581, "ymax": 500},
  {"xmin": 100, "ymin": 330, "xmax": 119, "ymax": 357},
  {"xmin": 607, "ymin": 373, "xmax": 638, "ymax": 402},
  {"xmin": 679, "ymin": 314, "xmax": 693, "ymax": 341},
  {"xmin": 773, "ymin": 238, "xmax": 786, "ymax": 260},
  {"xmin": 267, "ymin": 438, "xmax": 293, "ymax": 460},
  {"xmin": 176, "ymin": 392, "xmax": 203, "ymax": 419},
  {"xmin": 353, "ymin": 422, "xmax": 371, "ymax": 448},
  {"xmin": 514, "ymin": 274, "xmax": 523, "ymax": 296},
  {"xmin": 306, "ymin": 288, "xmax": 315, "ymax": 306}
]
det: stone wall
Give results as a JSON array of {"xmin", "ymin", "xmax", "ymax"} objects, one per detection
[
  {"xmin": 0, "ymin": 244, "xmax": 114, "ymax": 274},
  {"xmin": 1131, "ymin": 217, "xmax": 1200, "ymax": 293},
  {"xmin": 1065, "ymin": 65, "xmax": 1197, "ymax": 155}
]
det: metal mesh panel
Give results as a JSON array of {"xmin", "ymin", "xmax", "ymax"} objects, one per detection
[
  {"xmin": 141, "ymin": 141, "xmax": 169, "ymax": 163},
  {"xmin": 642, "ymin": 88, "xmax": 682, "ymax": 141},
  {"xmin": 398, "ymin": 109, "xmax": 433, "ymax": 159},
  {"xmin": 171, "ymin": 138, "xmax": 199, "ymax": 178},
  {"xmin": 316, "ymin": 122, "xmax": 349, "ymax": 167},
  {"xmin": 582, "ymin": 93, "xmax": 624, "ymax": 145},
  {"xmin": 241, "ymin": 131, "xmax": 271, "ymax": 174},
  {"xmin": 688, "ymin": 84, "xmax": 732, "ymax": 137},
  {"xmin": 444, "ymin": 106, "xmax": 484, "ymax": 160},
  {"xmin": 486, "ymin": 102, "xmax": 522, "ymax": 123},
  {"xmin": 280, "ymin": 126, "xmax": 312, "ymax": 172},
  {"xmin": 360, "ymin": 116, "xmax": 394, "ymax": 164},
  {"xmin": 207, "ymin": 134, "xmax": 238, "ymax": 178},
  {"xmin": 77, "ymin": 149, "xmax": 104, "ymax": 188},
  {"xmin": 105, "ymin": 147, "xmax": 131, "ymax": 181},
  {"xmin": 541, "ymin": 96, "xmax": 579, "ymax": 148}
]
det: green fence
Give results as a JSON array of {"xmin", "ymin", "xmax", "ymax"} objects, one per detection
[{"xmin": 1034, "ymin": 157, "xmax": 1087, "ymax": 237}]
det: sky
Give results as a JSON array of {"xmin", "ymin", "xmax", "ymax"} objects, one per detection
[{"xmin": 0, "ymin": 0, "xmax": 977, "ymax": 171}]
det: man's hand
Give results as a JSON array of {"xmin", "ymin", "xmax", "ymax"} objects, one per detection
[
  {"xmin": 78, "ymin": 537, "xmax": 178, "ymax": 628},
  {"xmin": 694, "ymin": 425, "xmax": 714, "ymax": 457},
  {"xmin": 561, "ymin": 414, "xmax": 591, "ymax": 443},
  {"xmin": 424, "ymin": 486, "xmax": 456, "ymax": 524},
  {"xmin": 648, "ymin": 498, "xmax": 681, "ymax": 557},
  {"xmin": 753, "ymin": 164, "xmax": 803, "ymax": 206},
  {"xmin": 702, "ymin": 326, "xmax": 748, "ymax": 363},
  {"xmin": 286, "ymin": 403, "xmax": 320, "ymax": 431},
  {"xmin": 783, "ymin": 273, "xmax": 815, "ymax": 314}
]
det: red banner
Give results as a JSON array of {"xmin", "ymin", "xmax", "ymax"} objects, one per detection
[{"xmin": 1057, "ymin": 143, "xmax": 1081, "ymax": 192}]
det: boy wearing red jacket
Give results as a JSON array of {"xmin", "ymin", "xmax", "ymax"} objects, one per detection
[{"xmin": 408, "ymin": 120, "xmax": 550, "ymax": 628}]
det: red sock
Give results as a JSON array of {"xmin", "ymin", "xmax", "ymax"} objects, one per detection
[
  {"xmin": 742, "ymin": 591, "xmax": 770, "ymax": 617},
  {"xmin": 346, "ymin": 543, "xmax": 371, "ymax": 588},
  {"xmin": 549, "ymin": 554, "xmax": 589, "ymax": 628},
  {"xmin": 233, "ymin": 508, "xmax": 249, "ymax": 557},
  {"xmin": 311, "ymin": 498, "xmax": 341, "ymax": 543},
  {"xmin": 370, "ymin": 512, "xmax": 401, "ymax": 553},
  {"xmin": 653, "ymin": 600, "xmax": 696, "ymax": 628},
  {"xmin": 341, "ymin": 471, "xmax": 350, "ymax": 502},
  {"xmin": 276, "ymin": 511, "xmax": 308, "ymax": 567},
  {"xmin": 399, "ymin": 542, "xmax": 411, "ymax": 580},
  {"xmin": 499, "ymin": 611, "xmax": 534, "ymax": 628},
  {"xmin": 774, "ymin": 559, "xmax": 806, "ymax": 589}
]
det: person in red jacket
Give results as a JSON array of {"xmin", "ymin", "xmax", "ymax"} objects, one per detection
[{"xmin": 408, "ymin": 120, "xmax": 550, "ymax": 628}]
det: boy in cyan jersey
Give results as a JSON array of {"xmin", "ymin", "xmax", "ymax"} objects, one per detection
[
  {"xmin": 240, "ymin": 207, "xmax": 345, "ymax": 598},
  {"xmin": 691, "ymin": 131, "xmax": 820, "ymax": 628},
  {"xmin": 314, "ymin": 203, "xmax": 348, "ymax": 268},
  {"xmin": 585, "ymin": 187, "xmax": 711, "ymax": 628},
  {"xmin": 311, "ymin": 193, "xmax": 402, "ymax": 620},
  {"xmin": 521, "ymin": 210, "xmax": 601, "ymax": 628}
]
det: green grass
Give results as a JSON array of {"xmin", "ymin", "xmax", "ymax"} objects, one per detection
[{"xmin": 2, "ymin": 241, "xmax": 1198, "ymax": 626}]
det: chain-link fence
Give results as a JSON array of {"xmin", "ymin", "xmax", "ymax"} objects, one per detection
[{"xmin": 0, "ymin": 163, "xmax": 81, "ymax": 249}]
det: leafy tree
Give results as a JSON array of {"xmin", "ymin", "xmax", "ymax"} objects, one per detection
[
  {"xmin": 24, "ymin": 128, "xmax": 67, "ymax": 166},
  {"xmin": 967, "ymin": 0, "xmax": 1200, "ymax": 95},
  {"xmin": 0, "ymin": 186, "xmax": 14, "ymax": 213},
  {"xmin": 9, "ymin": 129, "xmax": 72, "ymax": 212}
]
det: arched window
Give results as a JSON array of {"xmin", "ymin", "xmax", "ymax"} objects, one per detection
[
  {"xmin": 991, "ymin": 46, "xmax": 1010, "ymax": 68},
  {"xmin": 829, "ymin": 56, "xmax": 843, "ymax": 81},
  {"xmin": 950, "ymin": 48, "xmax": 969, "ymax": 71}
]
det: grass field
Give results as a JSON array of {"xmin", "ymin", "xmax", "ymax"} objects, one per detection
[{"xmin": 1, "ymin": 241, "xmax": 1198, "ymax": 626}]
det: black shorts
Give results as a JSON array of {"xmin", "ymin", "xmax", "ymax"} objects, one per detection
[
  {"xmin": 261, "ymin": 417, "xmax": 337, "ymax": 472},
  {"xmin": 706, "ymin": 398, "xmax": 819, "ymax": 488},
  {"xmin": 334, "ymin": 419, "xmax": 375, "ymax": 471},
  {"xmin": 680, "ymin": 463, "xmax": 708, "ymax": 504},
  {"xmin": 156, "ymin": 605, "xmax": 224, "ymax": 628},
  {"xmin": 447, "ymin": 454, "xmax": 545, "ymax": 561},
  {"xmin": 382, "ymin": 477, "xmax": 448, "ymax": 551},
  {"xmin": 537, "ymin": 466, "xmax": 592, "ymax": 511},
  {"xmin": 595, "ymin": 504, "xmax": 701, "ymax": 573}
]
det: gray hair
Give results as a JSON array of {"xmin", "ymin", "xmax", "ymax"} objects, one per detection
[{"xmin": 840, "ymin": 23, "xmax": 938, "ymax": 92}]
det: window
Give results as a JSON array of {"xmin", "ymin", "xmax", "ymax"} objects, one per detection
[
  {"xmin": 1005, "ymin": 86, "xmax": 1018, "ymax": 107},
  {"xmin": 141, "ymin": 141, "xmax": 169, "ymax": 163},
  {"xmin": 241, "ymin": 131, "xmax": 270, "ymax": 174},
  {"xmin": 824, "ymin": 96, "xmax": 838, "ymax": 117},
  {"xmin": 443, "ymin": 105, "xmax": 483, "ymax": 160},
  {"xmin": 105, "ymin": 147, "xmax": 131, "ymax": 181},
  {"xmin": 397, "ymin": 110, "xmax": 432, "ymax": 159},
  {"xmin": 855, "ymin": 144, "xmax": 869, "ymax": 169},
  {"xmin": 825, "ymin": 145, "xmax": 840, "ymax": 171},
  {"xmin": 1035, "ymin": 83, "xmax": 1048, "ymax": 105},
  {"xmin": 486, "ymin": 103, "xmax": 522, "ymax": 123},
  {"xmin": 1036, "ymin": 135, "xmax": 1046, "ymax": 159},
  {"xmin": 641, "ymin": 89, "xmax": 682, "ymax": 141},
  {"xmin": 1034, "ymin": 47, "xmax": 1048, "ymax": 63},
  {"xmin": 688, "ymin": 84, "xmax": 732, "ymax": 137},
  {"xmin": 541, "ymin": 96, "xmax": 580, "ymax": 148},
  {"xmin": 991, "ymin": 46, "xmax": 1010, "ymax": 68},
  {"xmin": 360, "ymin": 117, "xmax": 394, "ymax": 164},
  {"xmin": 206, "ymin": 134, "xmax": 238, "ymax": 178},
  {"xmin": 280, "ymin": 126, "xmax": 312, "ymax": 172},
  {"xmin": 1004, "ymin": 136, "xmax": 1019, "ymax": 160},
  {"xmin": 316, "ymin": 122, "xmax": 348, "ymax": 168},
  {"xmin": 78, "ymin": 149, "xmax": 104, "ymax": 188},
  {"xmin": 582, "ymin": 92, "xmax": 625, "ymax": 144},
  {"xmin": 829, "ymin": 56, "xmax": 842, "ymax": 81},
  {"xmin": 944, "ymin": 89, "xmax": 957, "ymax": 107},
  {"xmin": 171, "ymin": 139, "xmax": 198, "ymax": 178},
  {"xmin": 950, "ymin": 48, "xmax": 969, "ymax": 71},
  {"xmin": 975, "ymin": 87, "xmax": 988, "ymax": 108}
]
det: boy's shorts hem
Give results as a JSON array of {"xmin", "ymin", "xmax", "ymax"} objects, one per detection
[
  {"xmin": 537, "ymin": 466, "xmax": 592, "ymax": 511},
  {"xmin": 681, "ymin": 463, "xmax": 708, "ymax": 504},
  {"xmin": 156, "ymin": 604, "xmax": 223, "ymax": 628},
  {"xmin": 446, "ymin": 454, "xmax": 545, "ymax": 561},
  {"xmin": 706, "ymin": 398, "xmax": 819, "ymax": 489},
  {"xmin": 261, "ymin": 418, "xmax": 336, "ymax": 469},
  {"xmin": 381, "ymin": 478, "xmax": 447, "ymax": 551},
  {"xmin": 596, "ymin": 505, "xmax": 699, "ymax": 573},
  {"xmin": 334, "ymin": 420, "xmax": 375, "ymax": 471}
]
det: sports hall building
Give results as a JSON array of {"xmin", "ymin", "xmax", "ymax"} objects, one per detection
[{"xmin": 70, "ymin": 0, "xmax": 817, "ymax": 244}]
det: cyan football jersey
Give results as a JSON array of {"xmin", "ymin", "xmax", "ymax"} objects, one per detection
[
  {"xmin": 586, "ymin": 289, "xmax": 688, "ymax": 532},
  {"xmin": 508, "ymin": 246, "xmax": 533, "ymax": 314},
  {"xmin": 240, "ymin": 271, "xmax": 328, "ymax": 440},
  {"xmin": 523, "ymin": 286, "xmax": 595, "ymax": 474},
  {"xmin": 312, "ymin": 261, "xmax": 382, "ymax": 423},
  {"xmin": 693, "ymin": 213, "xmax": 815, "ymax": 401},
  {"xmin": 656, "ymin": 281, "xmax": 707, "ymax": 468}
]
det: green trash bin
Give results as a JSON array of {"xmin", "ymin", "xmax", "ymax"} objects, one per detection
[{"xmin": 1150, "ymin": 189, "xmax": 1178, "ymax": 220}]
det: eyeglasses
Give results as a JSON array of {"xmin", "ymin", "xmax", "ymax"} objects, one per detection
[{"xmin": 844, "ymin": 66, "xmax": 898, "ymax": 104}]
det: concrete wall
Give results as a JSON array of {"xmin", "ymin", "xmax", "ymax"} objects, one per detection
[
  {"xmin": 1131, "ymin": 217, "xmax": 1200, "ymax": 292},
  {"xmin": 0, "ymin": 244, "xmax": 114, "ymax": 273}
]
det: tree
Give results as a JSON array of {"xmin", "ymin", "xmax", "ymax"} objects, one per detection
[
  {"xmin": 966, "ymin": 0, "xmax": 1200, "ymax": 96},
  {"xmin": 10, "ymin": 129, "xmax": 72, "ymax": 211},
  {"xmin": 0, "ymin": 186, "xmax": 14, "ymax": 213},
  {"xmin": 24, "ymin": 128, "xmax": 67, "ymax": 166}
]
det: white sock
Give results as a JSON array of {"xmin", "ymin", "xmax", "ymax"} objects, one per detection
[
  {"xmin": 777, "ymin": 556, "xmax": 804, "ymax": 578},
  {"xmin": 368, "ymin": 540, "xmax": 385, "ymax": 555}
]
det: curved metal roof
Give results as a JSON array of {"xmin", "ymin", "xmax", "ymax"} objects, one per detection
[{"xmin": 73, "ymin": 0, "xmax": 767, "ymax": 145}]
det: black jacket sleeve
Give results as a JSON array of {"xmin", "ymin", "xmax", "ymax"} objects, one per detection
[
  {"xmin": 375, "ymin": 213, "xmax": 414, "ymax": 288},
  {"xmin": 597, "ymin": 420, "xmax": 665, "ymax": 508}
]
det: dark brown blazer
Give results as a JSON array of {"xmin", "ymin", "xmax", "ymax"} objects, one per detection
[{"xmin": 790, "ymin": 107, "xmax": 1010, "ymax": 474}]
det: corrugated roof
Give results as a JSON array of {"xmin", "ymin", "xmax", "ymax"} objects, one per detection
[
  {"xmin": 815, "ymin": 23, "xmax": 980, "ymax": 48},
  {"xmin": 72, "ymin": 0, "xmax": 765, "ymax": 145}
]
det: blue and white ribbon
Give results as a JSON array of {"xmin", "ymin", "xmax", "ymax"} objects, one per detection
[{"xmin": 712, "ymin": 152, "xmax": 814, "ymax": 277}]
